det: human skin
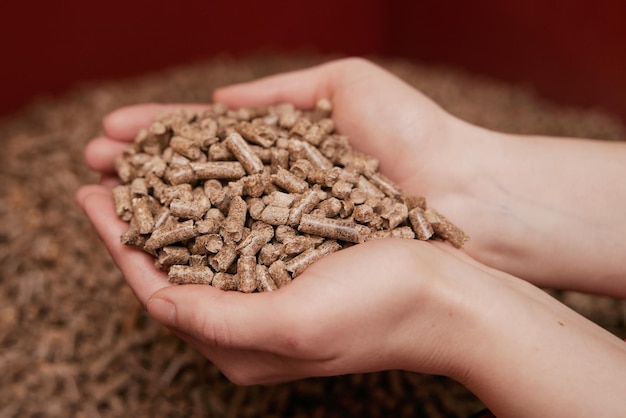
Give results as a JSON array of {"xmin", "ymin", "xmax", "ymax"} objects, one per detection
[{"xmin": 77, "ymin": 58, "xmax": 626, "ymax": 416}]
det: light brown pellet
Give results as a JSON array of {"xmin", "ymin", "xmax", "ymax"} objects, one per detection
[
  {"xmin": 112, "ymin": 185, "xmax": 133, "ymax": 221},
  {"xmin": 237, "ymin": 255, "xmax": 257, "ymax": 293},
  {"xmin": 298, "ymin": 214, "xmax": 370, "ymax": 244},
  {"xmin": 270, "ymin": 147, "xmax": 290, "ymax": 172},
  {"xmin": 285, "ymin": 240, "xmax": 341, "ymax": 277},
  {"xmin": 379, "ymin": 201, "xmax": 409, "ymax": 229},
  {"xmin": 368, "ymin": 226, "xmax": 416, "ymax": 241},
  {"xmin": 191, "ymin": 161, "xmax": 246, "ymax": 180},
  {"xmin": 222, "ymin": 196, "xmax": 247, "ymax": 243},
  {"xmin": 130, "ymin": 178, "xmax": 148, "ymax": 197},
  {"xmin": 237, "ymin": 222, "xmax": 274, "ymax": 256},
  {"xmin": 260, "ymin": 205, "xmax": 290, "ymax": 226},
  {"xmin": 169, "ymin": 198, "xmax": 207, "ymax": 220},
  {"xmin": 268, "ymin": 260, "xmax": 292, "ymax": 287},
  {"xmin": 425, "ymin": 208, "xmax": 468, "ymax": 248},
  {"xmin": 366, "ymin": 172, "xmax": 402, "ymax": 198},
  {"xmin": 157, "ymin": 246, "xmax": 191, "ymax": 269},
  {"xmin": 289, "ymin": 158, "xmax": 313, "ymax": 180},
  {"xmin": 256, "ymin": 265, "xmax": 278, "ymax": 292},
  {"xmin": 271, "ymin": 166, "xmax": 308, "ymax": 194},
  {"xmin": 168, "ymin": 265, "xmax": 214, "ymax": 285},
  {"xmin": 287, "ymin": 186, "xmax": 322, "ymax": 227},
  {"xmin": 258, "ymin": 243, "xmax": 284, "ymax": 266},
  {"xmin": 144, "ymin": 220, "xmax": 198, "ymax": 253},
  {"xmin": 212, "ymin": 272, "xmax": 238, "ymax": 291},
  {"xmin": 246, "ymin": 197, "xmax": 265, "ymax": 220},
  {"xmin": 164, "ymin": 165, "xmax": 196, "ymax": 186},
  {"xmin": 209, "ymin": 243, "xmax": 237, "ymax": 272},
  {"xmin": 408, "ymin": 207, "xmax": 434, "ymax": 240},
  {"xmin": 170, "ymin": 136, "xmax": 202, "ymax": 160},
  {"xmin": 131, "ymin": 197, "xmax": 155, "ymax": 235},
  {"xmin": 225, "ymin": 132, "xmax": 264, "ymax": 175},
  {"xmin": 189, "ymin": 254, "xmax": 208, "ymax": 267}
]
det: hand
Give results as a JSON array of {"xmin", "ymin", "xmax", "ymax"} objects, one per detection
[
  {"xmin": 77, "ymin": 58, "xmax": 626, "ymax": 417},
  {"xmin": 77, "ymin": 58, "xmax": 485, "ymax": 383},
  {"xmin": 73, "ymin": 184, "xmax": 488, "ymax": 384},
  {"xmin": 75, "ymin": 184, "xmax": 626, "ymax": 417}
]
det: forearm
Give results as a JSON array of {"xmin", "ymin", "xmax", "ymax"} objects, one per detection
[
  {"xmin": 441, "ymin": 119, "xmax": 626, "ymax": 296},
  {"xmin": 460, "ymin": 274, "xmax": 626, "ymax": 417}
]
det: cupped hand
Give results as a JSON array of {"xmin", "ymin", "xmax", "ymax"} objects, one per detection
[
  {"xmin": 76, "ymin": 180, "xmax": 488, "ymax": 384},
  {"xmin": 77, "ymin": 57, "xmax": 486, "ymax": 383}
]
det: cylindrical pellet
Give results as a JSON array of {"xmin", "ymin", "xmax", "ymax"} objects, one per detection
[
  {"xmin": 256, "ymin": 265, "xmax": 278, "ymax": 292},
  {"xmin": 225, "ymin": 132, "xmax": 264, "ymax": 175},
  {"xmin": 408, "ymin": 207, "xmax": 434, "ymax": 240},
  {"xmin": 237, "ymin": 255, "xmax": 257, "ymax": 293},
  {"xmin": 190, "ymin": 161, "xmax": 246, "ymax": 180},
  {"xmin": 285, "ymin": 240, "xmax": 341, "ymax": 277},
  {"xmin": 298, "ymin": 214, "xmax": 370, "ymax": 243},
  {"xmin": 168, "ymin": 265, "xmax": 214, "ymax": 285}
]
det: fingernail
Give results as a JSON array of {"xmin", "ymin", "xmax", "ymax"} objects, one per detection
[{"xmin": 147, "ymin": 298, "xmax": 176, "ymax": 327}]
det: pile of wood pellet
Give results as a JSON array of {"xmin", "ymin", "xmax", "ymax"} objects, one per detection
[
  {"xmin": 113, "ymin": 100, "xmax": 467, "ymax": 291},
  {"xmin": 2, "ymin": 54, "xmax": 625, "ymax": 418}
]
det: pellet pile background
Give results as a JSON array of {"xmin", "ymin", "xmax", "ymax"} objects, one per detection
[{"xmin": 1, "ymin": 54, "xmax": 625, "ymax": 418}]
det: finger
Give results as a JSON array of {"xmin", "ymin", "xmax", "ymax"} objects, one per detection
[
  {"xmin": 213, "ymin": 62, "xmax": 335, "ymax": 109},
  {"xmin": 103, "ymin": 103, "xmax": 211, "ymax": 140},
  {"xmin": 75, "ymin": 185, "xmax": 171, "ymax": 304},
  {"xmin": 84, "ymin": 136, "xmax": 130, "ymax": 173}
]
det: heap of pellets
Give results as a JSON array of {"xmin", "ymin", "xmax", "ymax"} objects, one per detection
[{"xmin": 113, "ymin": 100, "xmax": 467, "ymax": 292}]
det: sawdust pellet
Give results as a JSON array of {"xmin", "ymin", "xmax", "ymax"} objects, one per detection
[
  {"xmin": 260, "ymin": 205, "xmax": 290, "ymax": 226},
  {"xmin": 222, "ymin": 196, "xmax": 247, "ymax": 243},
  {"xmin": 285, "ymin": 240, "xmax": 342, "ymax": 278},
  {"xmin": 168, "ymin": 265, "xmax": 214, "ymax": 285},
  {"xmin": 268, "ymin": 260, "xmax": 291, "ymax": 287},
  {"xmin": 236, "ymin": 222, "xmax": 273, "ymax": 256},
  {"xmin": 246, "ymin": 197, "xmax": 266, "ymax": 220},
  {"xmin": 287, "ymin": 186, "xmax": 322, "ymax": 227},
  {"xmin": 209, "ymin": 243, "xmax": 237, "ymax": 272},
  {"xmin": 211, "ymin": 272, "xmax": 238, "ymax": 291},
  {"xmin": 130, "ymin": 178, "xmax": 148, "ymax": 197},
  {"xmin": 258, "ymin": 243, "xmax": 284, "ymax": 266},
  {"xmin": 115, "ymin": 102, "xmax": 467, "ymax": 292},
  {"xmin": 164, "ymin": 165, "xmax": 196, "ymax": 186},
  {"xmin": 256, "ymin": 265, "xmax": 278, "ymax": 292},
  {"xmin": 112, "ymin": 185, "xmax": 133, "ymax": 221},
  {"xmin": 169, "ymin": 198, "xmax": 206, "ymax": 220},
  {"xmin": 367, "ymin": 172, "xmax": 403, "ymax": 198},
  {"xmin": 298, "ymin": 214, "xmax": 370, "ymax": 244},
  {"xmin": 170, "ymin": 136, "xmax": 202, "ymax": 160},
  {"xmin": 225, "ymin": 132, "xmax": 264, "ymax": 175},
  {"xmin": 271, "ymin": 166, "xmax": 308, "ymax": 194},
  {"xmin": 237, "ymin": 255, "xmax": 257, "ymax": 293},
  {"xmin": 144, "ymin": 220, "xmax": 198, "ymax": 254},
  {"xmin": 283, "ymin": 235, "xmax": 314, "ymax": 255},
  {"xmin": 191, "ymin": 161, "xmax": 246, "ymax": 180},
  {"xmin": 408, "ymin": 207, "xmax": 434, "ymax": 240},
  {"xmin": 131, "ymin": 197, "xmax": 155, "ymax": 235},
  {"xmin": 424, "ymin": 208, "xmax": 468, "ymax": 248}
]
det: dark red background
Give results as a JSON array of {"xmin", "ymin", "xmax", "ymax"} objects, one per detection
[{"xmin": 2, "ymin": 1, "xmax": 625, "ymax": 122}]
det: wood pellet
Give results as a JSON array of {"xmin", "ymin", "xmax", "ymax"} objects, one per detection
[{"xmin": 113, "ymin": 100, "xmax": 468, "ymax": 292}]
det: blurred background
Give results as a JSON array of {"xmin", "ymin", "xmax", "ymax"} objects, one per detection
[{"xmin": 1, "ymin": 0, "xmax": 625, "ymax": 123}]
